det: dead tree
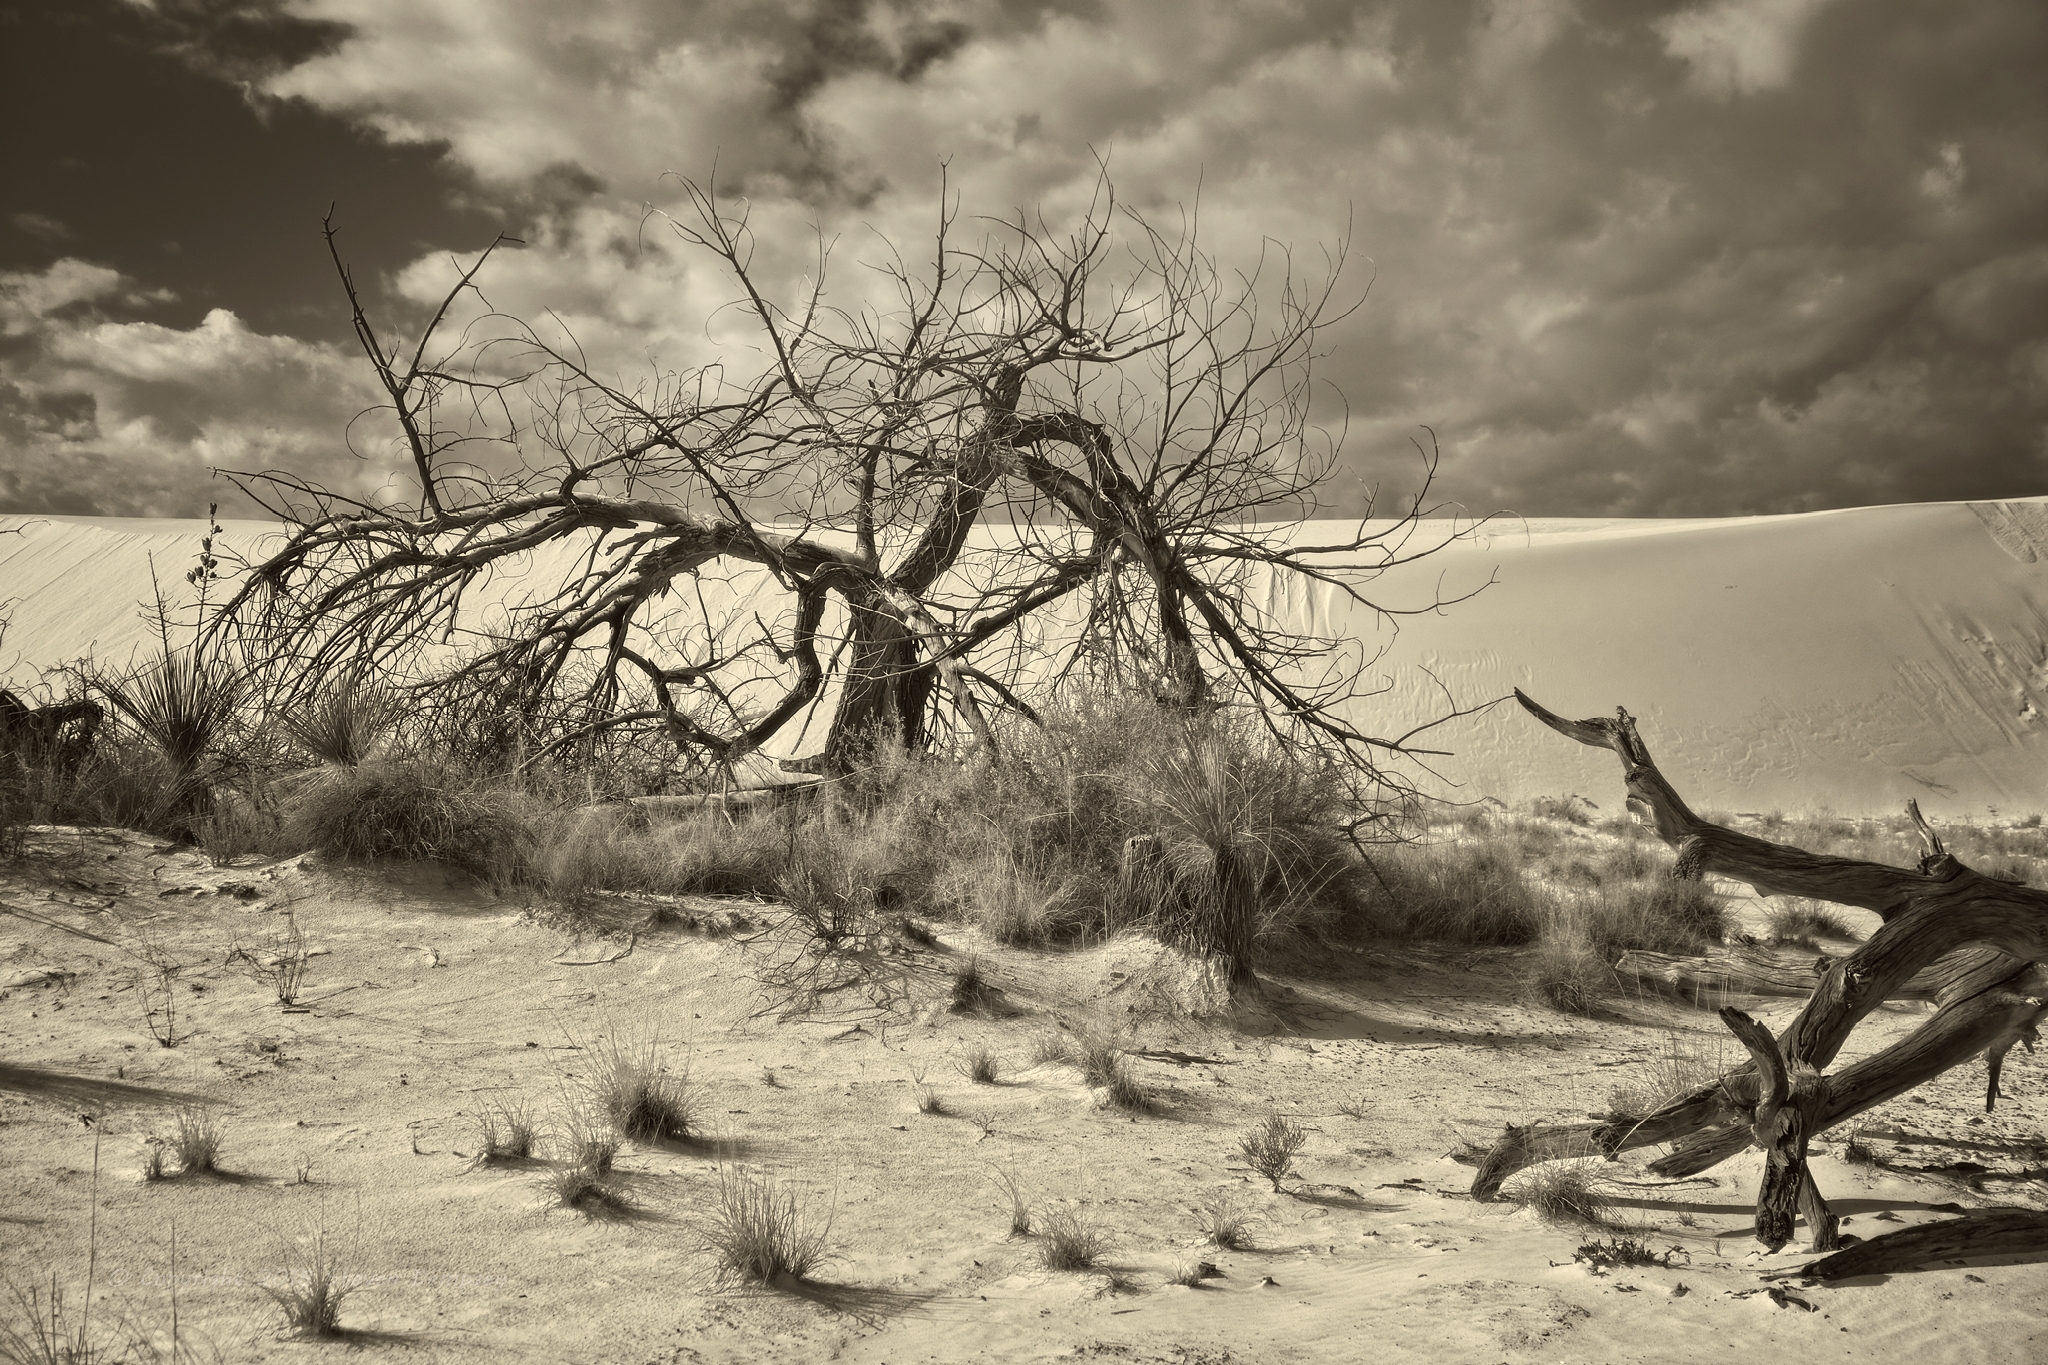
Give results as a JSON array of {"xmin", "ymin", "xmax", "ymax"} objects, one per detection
[
  {"xmin": 1472, "ymin": 690, "xmax": 2048, "ymax": 1255},
  {"xmin": 215, "ymin": 173, "xmax": 1492, "ymax": 804}
]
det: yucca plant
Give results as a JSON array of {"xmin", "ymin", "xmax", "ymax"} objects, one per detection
[
  {"xmin": 95, "ymin": 646, "xmax": 241, "ymax": 833},
  {"xmin": 282, "ymin": 681, "xmax": 397, "ymax": 767}
]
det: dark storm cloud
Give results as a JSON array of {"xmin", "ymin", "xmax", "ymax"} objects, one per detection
[{"xmin": 3, "ymin": 0, "xmax": 2045, "ymax": 518}]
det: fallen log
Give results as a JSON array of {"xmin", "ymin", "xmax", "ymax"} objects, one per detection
[
  {"xmin": 1471, "ymin": 691, "xmax": 2047, "ymax": 1246},
  {"xmin": 1768, "ymin": 1209, "xmax": 2048, "ymax": 1280},
  {"xmin": 1613, "ymin": 942, "xmax": 1950, "ymax": 1001}
]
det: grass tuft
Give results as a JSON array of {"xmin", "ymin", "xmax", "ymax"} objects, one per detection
[
  {"xmin": 472, "ymin": 1098, "xmax": 541, "ymax": 1164},
  {"xmin": 1508, "ymin": 1159, "xmax": 1615, "ymax": 1226},
  {"xmin": 1194, "ymin": 1191, "xmax": 1261, "ymax": 1250},
  {"xmin": 263, "ymin": 1229, "xmax": 356, "ymax": 1339},
  {"xmin": 1036, "ymin": 1206, "xmax": 1110, "ymax": 1273},
  {"xmin": 954, "ymin": 1044, "xmax": 1000, "ymax": 1085},
  {"xmin": 989, "ymin": 1164, "xmax": 1032, "ymax": 1236},
  {"xmin": 170, "ymin": 1108, "xmax": 221, "ymax": 1175},
  {"xmin": 701, "ymin": 1167, "xmax": 835, "ymax": 1288},
  {"xmin": 587, "ymin": 1033, "xmax": 695, "ymax": 1143}
]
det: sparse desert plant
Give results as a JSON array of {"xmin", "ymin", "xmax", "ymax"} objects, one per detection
[
  {"xmin": 262, "ymin": 1228, "xmax": 357, "ymax": 1339},
  {"xmin": 1572, "ymin": 1236, "xmax": 1687, "ymax": 1270},
  {"xmin": 988, "ymin": 1164, "xmax": 1031, "ymax": 1236},
  {"xmin": 1167, "ymin": 1257, "xmax": 1220, "ymax": 1287},
  {"xmin": 702, "ymin": 1166, "xmax": 835, "ymax": 1288},
  {"xmin": 1336, "ymin": 1092, "xmax": 1371, "ymax": 1120},
  {"xmin": 170, "ymin": 1109, "xmax": 221, "ymax": 1175},
  {"xmin": 1507, "ymin": 1159, "xmax": 1613, "ymax": 1226},
  {"xmin": 1581, "ymin": 877, "xmax": 1726, "ymax": 956},
  {"xmin": 1766, "ymin": 898, "xmax": 1856, "ymax": 947},
  {"xmin": 1531, "ymin": 794, "xmax": 1597, "ymax": 826},
  {"xmin": 1194, "ymin": 1191, "xmax": 1261, "ymax": 1250},
  {"xmin": 1036, "ymin": 1206, "xmax": 1109, "ymax": 1272},
  {"xmin": 909, "ymin": 1063, "xmax": 945, "ymax": 1115},
  {"xmin": 235, "ymin": 907, "xmax": 311, "ymax": 1006},
  {"xmin": 969, "ymin": 1109, "xmax": 996, "ymax": 1139},
  {"xmin": 1068, "ymin": 1023, "xmax": 1149, "ymax": 1111},
  {"xmin": 131, "ymin": 936, "xmax": 184, "ymax": 1049},
  {"xmin": 1524, "ymin": 916, "xmax": 1610, "ymax": 1015},
  {"xmin": 955, "ymin": 1044, "xmax": 1000, "ymax": 1085},
  {"xmin": 1027, "ymin": 1029, "xmax": 1072, "ymax": 1068},
  {"xmin": 472, "ymin": 1098, "xmax": 540, "ymax": 1164},
  {"xmin": 1238, "ymin": 1116, "xmax": 1308, "ymax": 1193},
  {"xmin": 142, "ymin": 1133, "xmax": 173, "ymax": 1182},
  {"xmin": 95, "ymin": 644, "xmax": 242, "ymax": 835},
  {"xmin": 586, "ymin": 1033, "xmax": 695, "ymax": 1143},
  {"xmin": 962, "ymin": 852, "xmax": 1081, "ymax": 947}
]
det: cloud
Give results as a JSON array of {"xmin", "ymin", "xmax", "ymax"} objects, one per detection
[
  {"xmin": 0, "ymin": 259, "xmax": 387, "ymax": 516},
  {"xmin": 1654, "ymin": 0, "xmax": 1834, "ymax": 97},
  {"xmin": 28, "ymin": 0, "xmax": 2048, "ymax": 518}
]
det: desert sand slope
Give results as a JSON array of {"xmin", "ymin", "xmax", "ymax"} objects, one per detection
[
  {"xmin": 1, "ymin": 831, "xmax": 2045, "ymax": 1362},
  {"xmin": 7, "ymin": 498, "xmax": 2048, "ymax": 816}
]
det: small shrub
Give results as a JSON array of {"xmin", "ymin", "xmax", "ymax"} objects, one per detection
[
  {"xmin": 702, "ymin": 1167, "xmax": 835, "ymax": 1287},
  {"xmin": 1037, "ymin": 1206, "xmax": 1109, "ymax": 1272},
  {"xmin": 1336, "ymin": 1092, "xmax": 1371, "ymax": 1120},
  {"xmin": 1531, "ymin": 794, "xmax": 1596, "ymax": 826},
  {"xmin": 1525, "ymin": 927, "xmax": 1607, "ymax": 1015},
  {"xmin": 964, "ymin": 853, "xmax": 1079, "ymax": 946},
  {"xmin": 588, "ymin": 1033, "xmax": 695, "ymax": 1142},
  {"xmin": 1194, "ymin": 1191, "xmax": 1260, "ymax": 1249},
  {"xmin": 949, "ymin": 956, "xmax": 997, "ymax": 1014},
  {"xmin": 1573, "ymin": 1236, "xmax": 1688, "ymax": 1270},
  {"xmin": 1238, "ymin": 1115, "xmax": 1308, "ymax": 1192},
  {"xmin": 171, "ymin": 1108, "xmax": 222, "ymax": 1174},
  {"xmin": 263, "ymin": 1228, "xmax": 357, "ymax": 1338},
  {"xmin": 473, "ymin": 1098, "xmax": 540, "ymax": 1164},
  {"xmin": 955, "ymin": 1045, "xmax": 1000, "ymax": 1085},
  {"xmin": 1068, "ymin": 1023, "xmax": 1149, "ymax": 1111},
  {"xmin": 142, "ymin": 1134, "xmax": 172, "ymax": 1182},
  {"xmin": 1606, "ymin": 1033, "xmax": 1729, "ymax": 1123},
  {"xmin": 1027, "ymin": 1030, "xmax": 1073, "ymax": 1068}
]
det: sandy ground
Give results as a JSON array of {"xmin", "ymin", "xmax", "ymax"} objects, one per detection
[{"xmin": 4, "ymin": 824, "xmax": 2047, "ymax": 1363}]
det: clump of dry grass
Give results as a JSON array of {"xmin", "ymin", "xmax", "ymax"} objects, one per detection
[
  {"xmin": 1036, "ymin": 1206, "xmax": 1109, "ymax": 1273},
  {"xmin": 587, "ymin": 1033, "xmax": 695, "ymax": 1143},
  {"xmin": 168, "ymin": 1108, "xmax": 221, "ymax": 1175},
  {"xmin": 1238, "ymin": 1116, "xmax": 1308, "ymax": 1193},
  {"xmin": 1508, "ymin": 1159, "xmax": 1615, "ymax": 1226},
  {"xmin": 910, "ymin": 1063, "xmax": 946, "ymax": 1116},
  {"xmin": 263, "ymin": 1228, "xmax": 357, "ymax": 1339},
  {"xmin": 1766, "ymin": 898, "xmax": 1857, "ymax": 947},
  {"xmin": 701, "ymin": 1167, "xmax": 835, "ymax": 1287},
  {"xmin": 1364, "ymin": 840, "xmax": 1549, "ymax": 945},
  {"xmin": 1062, "ymin": 1023, "xmax": 1149, "ymax": 1111},
  {"xmin": 1194, "ymin": 1191, "xmax": 1261, "ymax": 1250},
  {"xmin": 1605, "ymin": 1033, "xmax": 1729, "ymax": 1124},
  {"xmin": 472, "ymin": 1098, "xmax": 541, "ymax": 1164},
  {"xmin": 557, "ymin": 1098, "xmax": 621, "ymax": 1175},
  {"xmin": 283, "ymin": 761, "xmax": 530, "ymax": 882},
  {"xmin": 545, "ymin": 1162, "xmax": 631, "ymax": 1216},
  {"xmin": 955, "ymin": 1044, "xmax": 1000, "ymax": 1085},
  {"xmin": 948, "ymin": 956, "xmax": 997, "ymax": 1014},
  {"xmin": 988, "ymin": 1164, "xmax": 1032, "ymax": 1236}
]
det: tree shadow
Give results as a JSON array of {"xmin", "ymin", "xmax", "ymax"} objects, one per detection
[{"xmin": 0, "ymin": 1064, "xmax": 210, "ymax": 1111}]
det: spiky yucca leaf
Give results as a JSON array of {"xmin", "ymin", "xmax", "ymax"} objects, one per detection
[
  {"xmin": 283, "ymin": 683, "xmax": 397, "ymax": 767},
  {"xmin": 96, "ymin": 648, "xmax": 240, "ymax": 784}
]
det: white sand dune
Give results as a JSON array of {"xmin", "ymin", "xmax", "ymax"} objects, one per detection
[{"xmin": 7, "ymin": 497, "xmax": 2048, "ymax": 816}]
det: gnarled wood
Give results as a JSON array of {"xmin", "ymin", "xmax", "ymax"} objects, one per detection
[{"xmin": 1473, "ymin": 691, "xmax": 2046, "ymax": 1242}]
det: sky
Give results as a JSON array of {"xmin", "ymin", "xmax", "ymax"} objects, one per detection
[{"xmin": 2, "ymin": 0, "xmax": 2045, "ymax": 521}]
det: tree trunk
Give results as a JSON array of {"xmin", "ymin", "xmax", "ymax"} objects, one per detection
[
  {"xmin": 818, "ymin": 599, "xmax": 936, "ymax": 775},
  {"xmin": 1470, "ymin": 690, "xmax": 2048, "ymax": 1254}
]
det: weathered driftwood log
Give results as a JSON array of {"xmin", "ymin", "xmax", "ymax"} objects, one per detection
[
  {"xmin": 1471, "ymin": 691, "xmax": 2048, "ymax": 1245},
  {"xmin": 1613, "ymin": 942, "xmax": 1951, "ymax": 1001},
  {"xmin": 1770, "ymin": 1209, "xmax": 2048, "ymax": 1281}
]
